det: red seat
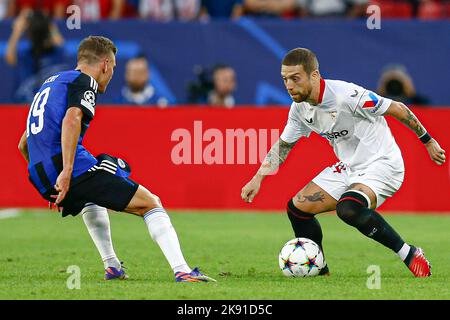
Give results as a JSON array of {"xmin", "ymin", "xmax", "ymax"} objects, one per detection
[
  {"xmin": 369, "ymin": 1, "xmax": 413, "ymax": 18},
  {"xmin": 418, "ymin": 1, "xmax": 445, "ymax": 20}
]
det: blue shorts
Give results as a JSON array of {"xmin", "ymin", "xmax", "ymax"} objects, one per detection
[{"xmin": 43, "ymin": 155, "xmax": 139, "ymax": 217}]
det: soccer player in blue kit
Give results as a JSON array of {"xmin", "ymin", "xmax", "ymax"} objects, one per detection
[{"xmin": 18, "ymin": 36, "xmax": 215, "ymax": 283}]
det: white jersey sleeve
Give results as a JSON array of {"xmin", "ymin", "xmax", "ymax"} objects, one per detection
[
  {"xmin": 345, "ymin": 84, "xmax": 392, "ymax": 119},
  {"xmin": 280, "ymin": 102, "xmax": 312, "ymax": 143}
]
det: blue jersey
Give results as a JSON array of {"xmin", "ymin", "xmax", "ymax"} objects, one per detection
[{"xmin": 26, "ymin": 70, "xmax": 99, "ymax": 195}]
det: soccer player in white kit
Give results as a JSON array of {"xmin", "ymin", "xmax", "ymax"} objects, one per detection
[{"xmin": 241, "ymin": 48, "xmax": 446, "ymax": 277}]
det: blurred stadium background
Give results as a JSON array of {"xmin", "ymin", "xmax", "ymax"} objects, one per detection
[{"xmin": 1, "ymin": 0, "xmax": 449, "ymax": 213}]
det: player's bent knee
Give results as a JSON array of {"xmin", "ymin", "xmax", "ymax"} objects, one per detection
[
  {"xmin": 291, "ymin": 197, "xmax": 321, "ymax": 215},
  {"xmin": 336, "ymin": 191, "xmax": 369, "ymax": 222},
  {"xmin": 141, "ymin": 192, "xmax": 162, "ymax": 208},
  {"xmin": 125, "ymin": 186, "xmax": 164, "ymax": 216},
  {"xmin": 335, "ymin": 201, "xmax": 356, "ymax": 223},
  {"xmin": 287, "ymin": 199, "xmax": 316, "ymax": 221},
  {"xmin": 135, "ymin": 194, "xmax": 163, "ymax": 216},
  {"xmin": 153, "ymin": 194, "xmax": 162, "ymax": 207},
  {"xmin": 145, "ymin": 194, "xmax": 162, "ymax": 210}
]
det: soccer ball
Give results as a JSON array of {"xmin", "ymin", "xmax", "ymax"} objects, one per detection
[{"xmin": 278, "ymin": 237, "xmax": 325, "ymax": 277}]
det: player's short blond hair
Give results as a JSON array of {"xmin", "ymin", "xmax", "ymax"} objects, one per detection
[
  {"xmin": 77, "ymin": 36, "xmax": 117, "ymax": 65},
  {"xmin": 282, "ymin": 48, "xmax": 319, "ymax": 74}
]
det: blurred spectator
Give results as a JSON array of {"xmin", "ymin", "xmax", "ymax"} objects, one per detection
[
  {"xmin": 372, "ymin": 0, "xmax": 422, "ymax": 18},
  {"xmin": 139, "ymin": 0, "xmax": 200, "ymax": 21},
  {"xmin": 187, "ymin": 65, "xmax": 213, "ymax": 104},
  {"xmin": 15, "ymin": 0, "xmax": 71, "ymax": 19},
  {"xmin": 377, "ymin": 65, "xmax": 429, "ymax": 106},
  {"xmin": 4, "ymin": 9, "xmax": 67, "ymax": 102},
  {"xmin": 297, "ymin": 0, "xmax": 368, "ymax": 17},
  {"xmin": 370, "ymin": 0, "xmax": 450, "ymax": 19},
  {"xmin": 409, "ymin": 0, "xmax": 422, "ymax": 17},
  {"xmin": 187, "ymin": 64, "xmax": 237, "ymax": 107},
  {"xmin": 74, "ymin": 0, "xmax": 124, "ymax": 21},
  {"xmin": 244, "ymin": 0, "xmax": 297, "ymax": 18},
  {"xmin": 0, "ymin": 0, "xmax": 15, "ymax": 20},
  {"xmin": 208, "ymin": 64, "xmax": 237, "ymax": 108},
  {"xmin": 200, "ymin": 0, "xmax": 244, "ymax": 20},
  {"xmin": 122, "ymin": 0, "xmax": 139, "ymax": 17},
  {"xmin": 114, "ymin": 55, "xmax": 169, "ymax": 107}
]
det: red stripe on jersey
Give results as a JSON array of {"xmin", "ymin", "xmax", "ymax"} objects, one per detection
[{"xmin": 318, "ymin": 78, "xmax": 325, "ymax": 104}]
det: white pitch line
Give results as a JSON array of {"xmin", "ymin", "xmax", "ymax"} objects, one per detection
[{"xmin": 0, "ymin": 209, "xmax": 21, "ymax": 220}]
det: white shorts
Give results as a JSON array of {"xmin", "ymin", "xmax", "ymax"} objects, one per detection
[{"xmin": 312, "ymin": 160, "xmax": 405, "ymax": 208}]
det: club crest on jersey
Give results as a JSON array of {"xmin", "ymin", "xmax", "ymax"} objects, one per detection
[{"xmin": 329, "ymin": 112, "xmax": 337, "ymax": 120}]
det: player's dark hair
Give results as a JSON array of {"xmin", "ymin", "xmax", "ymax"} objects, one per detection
[
  {"xmin": 282, "ymin": 48, "xmax": 319, "ymax": 74},
  {"xmin": 78, "ymin": 36, "xmax": 117, "ymax": 64}
]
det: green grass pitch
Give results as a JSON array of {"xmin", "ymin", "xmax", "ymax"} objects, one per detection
[{"xmin": 0, "ymin": 210, "xmax": 449, "ymax": 300}]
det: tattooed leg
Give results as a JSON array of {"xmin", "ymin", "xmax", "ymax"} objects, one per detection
[
  {"xmin": 297, "ymin": 191, "xmax": 325, "ymax": 203},
  {"xmin": 293, "ymin": 182, "xmax": 337, "ymax": 213},
  {"xmin": 288, "ymin": 182, "xmax": 336, "ymax": 275}
]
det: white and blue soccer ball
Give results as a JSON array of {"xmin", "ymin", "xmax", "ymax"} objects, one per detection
[{"xmin": 278, "ymin": 237, "xmax": 325, "ymax": 277}]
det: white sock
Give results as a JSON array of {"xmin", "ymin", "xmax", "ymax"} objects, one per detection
[
  {"xmin": 143, "ymin": 208, "xmax": 191, "ymax": 274},
  {"xmin": 82, "ymin": 203, "xmax": 121, "ymax": 270},
  {"xmin": 397, "ymin": 243, "xmax": 411, "ymax": 261}
]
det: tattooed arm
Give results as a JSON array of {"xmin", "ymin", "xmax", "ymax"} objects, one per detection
[
  {"xmin": 384, "ymin": 101, "xmax": 446, "ymax": 165},
  {"xmin": 241, "ymin": 138, "xmax": 296, "ymax": 203},
  {"xmin": 256, "ymin": 138, "xmax": 296, "ymax": 177}
]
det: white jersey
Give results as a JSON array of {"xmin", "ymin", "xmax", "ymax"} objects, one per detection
[{"xmin": 280, "ymin": 79, "xmax": 403, "ymax": 171}]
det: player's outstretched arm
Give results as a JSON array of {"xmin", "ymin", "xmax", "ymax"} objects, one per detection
[
  {"xmin": 54, "ymin": 107, "xmax": 83, "ymax": 205},
  {"xmin": 384, "ymin": 101, "xmax": 446, "ymax": 165},
  {"xmin": 241, "ymin": 138, "xmax": 296, "ymax": 203},
  {"xmin": 18, "ymin": 130, "xmax": 29, "ymax": 163}
]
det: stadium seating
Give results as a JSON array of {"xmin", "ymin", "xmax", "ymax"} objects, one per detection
[
  {"xmin": 370, "ymin": 0, "xmax": 413, "ymax": 18},
  {"xmin": 370, "ymin": 0, "xmax": 450, "ymax": 19},
  {"xmin": 418, "ymin": 1, "xmax": 446, "ymax": 20},
  {"xmin": 1, "ymin": 19, "xmax": 450, "ymax": 105}
]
